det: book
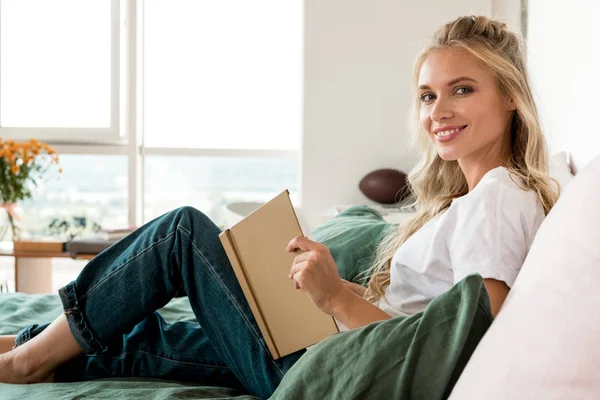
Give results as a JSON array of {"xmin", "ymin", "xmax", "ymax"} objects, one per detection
[{"xmin": 219, "ymin": 190, "xmax": 339, "ymax": 360}]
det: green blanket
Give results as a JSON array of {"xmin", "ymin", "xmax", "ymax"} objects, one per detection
[
  {"xmin": 0, "ymin": 206, "xmax": 494, "ymax": 399},
  {"xmin": 0, "ymin": 275, "xmax": 492, "ymax": 399}
]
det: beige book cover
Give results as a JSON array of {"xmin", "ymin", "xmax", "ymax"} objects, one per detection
[{"xmin": 219, "ymin": 190, "xmax": 339, "ymax": 360}]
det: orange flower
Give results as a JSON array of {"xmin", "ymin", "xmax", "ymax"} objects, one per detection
[{"xmin": 11, "ymin": 164, "xmax": 19, "ymax": 174}]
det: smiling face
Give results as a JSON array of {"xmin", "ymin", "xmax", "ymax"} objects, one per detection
[{"xmin": 418, "ymin": 48, "xmax": 516, "ymax": 167}]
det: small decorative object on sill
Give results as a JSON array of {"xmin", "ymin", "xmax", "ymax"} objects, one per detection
[
  {"xmin": 0, "ymin": 138, "xmax": 62, "ymax": 242},
  {"xmin": 359, "ymin": 168, "xmax": 410, "ymax": 204},
  {"xmin": 46, "ymin": 215, "xmax": 102, "ymax": 240}
]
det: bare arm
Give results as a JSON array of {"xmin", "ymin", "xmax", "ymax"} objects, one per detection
[
  {"xmin": 341, "ymin": 279, "xmax": 367, "ymax": 297},
  {"xmin": 286, "ymin": 236, "xmax": 392, "ymax": 329},
  {"xmin": 483, "ymin": 278, "xmax": 510, "ymax": 317},
  {"xmin": 331, "ymin": 278, "xmax": 509, "ymax": 329},
  {"xmin": 327, "ymin": 286, "xmax": 392, "ymax": 330}
]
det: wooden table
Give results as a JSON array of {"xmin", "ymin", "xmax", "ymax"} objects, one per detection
[{"xmin": 0, "ymin": 249, "xmax": 96, "ymax": 294}]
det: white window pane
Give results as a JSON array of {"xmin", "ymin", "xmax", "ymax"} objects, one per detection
[
  {"xmin": 0, "ymin": 0, "xmax": 111, "ymax": 127},
  {"xmin": 18, "ymin": 155, "xmax": 128, "ymax": 236},
  {"xmin": 143, "ymin": 0, "xmax": 302, "ymax": 150},
  {"xmin": 144, "ymin": 156, "xmax": 299, "ymax": 228}
]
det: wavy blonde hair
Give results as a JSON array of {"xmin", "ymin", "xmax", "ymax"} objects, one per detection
[{"xmin": 358, "ymin": 15, "xmax": 559, "ymax": 304}]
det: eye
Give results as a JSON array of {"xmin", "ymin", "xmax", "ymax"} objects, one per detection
[
  {"xmin": 419, "ymin": 93, "xmax": 435, "ymax": 103},
  {"xmin": 454, "ymin": 86, "xmax": 473, "ymax": 95}
]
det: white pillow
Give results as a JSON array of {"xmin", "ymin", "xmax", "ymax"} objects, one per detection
[
  {"xmin": 449, "ymin": 153, "xmax": 600, "ymax": 399},
  {"xmin": 549, "ymin": 151, "xmax": 575, "ymax": 196}
]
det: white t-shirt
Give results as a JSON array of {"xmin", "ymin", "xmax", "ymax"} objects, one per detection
[{"xmin": 334, "ymin": 166, "xmax": 546, "ymax": 333}]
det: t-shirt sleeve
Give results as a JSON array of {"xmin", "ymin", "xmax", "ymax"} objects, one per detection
[{"xmin": 451, "ymin": 184, "xmax": 544, "ymax": 288}]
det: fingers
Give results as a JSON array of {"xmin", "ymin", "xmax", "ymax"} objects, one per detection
[
  {"xmin": 292, "ymin": 250, "xmax": 312, "ymax": 265},
  {"xmin": 289, "ymin": 260, "xmax": 307, "ymax": 290},
  {"xmin": 286, "ymin": 235, "xmax": 321, "ymax": 253},
  {"xmin": 289, "ymin": 260, "xmax": 308, "ymax": 279}
]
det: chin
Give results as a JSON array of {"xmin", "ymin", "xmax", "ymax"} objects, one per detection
[{"xmin": 436, "ymin": 151, "xmax": 460, "ymax": 161}]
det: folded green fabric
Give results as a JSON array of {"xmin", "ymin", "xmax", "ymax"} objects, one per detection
[
  {"xmin": 270, "ymin": 274, "xmax": 494, "ymax": 400},
  {"xmin": 312, "ymin": 205, "xmax": 394, "ymax": 285}
]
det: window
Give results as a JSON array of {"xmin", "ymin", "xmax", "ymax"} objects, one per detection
[
  {"xmin": 0, "ymin": 0, "xmax": 303, "ymax": 243},
  {"xmin": 144, "ymin": 156, "xmax": 299, "ymax": 227},
  {"xmin": 143, "ymin": 1, "xmax": 302, "ymax": 150},
  {"xmin": 0, "ymin": 0, "xmax": 122, "ymax": 143},
  {"xmin": 19, "ymin": 154, "xmax": 128, "ymax": 236}
]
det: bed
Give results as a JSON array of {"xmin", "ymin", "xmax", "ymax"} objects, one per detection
[
  {"xmin": 0, "ymin": 151, "xmax": 590, "ymax": 399},
  {"xmin": 0, "ymin": 205, "xmax": 493, "ymax": 399}
]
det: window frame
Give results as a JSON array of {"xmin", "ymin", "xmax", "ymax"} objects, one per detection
[
  {"xmin": 0, "ymin": 0, "xmax": 124, "ymax": 145},
  {"xmin": 13, "ymin": 0, "xmax": 302, "ymax": 228}
]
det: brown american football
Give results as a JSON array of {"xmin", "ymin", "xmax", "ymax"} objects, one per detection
[{"xmin": 359, "ymin": 168, "xmax": 409, "ymax": 204}]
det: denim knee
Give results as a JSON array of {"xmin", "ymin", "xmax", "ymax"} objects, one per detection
[
  {"xmin": 173, "ymin": 206, "xmax": 220, "ymax": 232},
  {"xmin": 175, "ymin": 206, "xmax": 207, "ymax": 224}
]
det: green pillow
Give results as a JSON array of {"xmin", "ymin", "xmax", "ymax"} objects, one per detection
[
  {"xmin": 270, "ymin": 274, "xmax": 493, "ymax": 400},
  {"xmin": 312, "ymin": 205, "xmax": 394, "ymax": 285}
]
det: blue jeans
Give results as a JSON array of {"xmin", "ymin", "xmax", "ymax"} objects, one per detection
[{"xmin": 14, "ymin": 206, "xmax": 306, "ymax": 399}]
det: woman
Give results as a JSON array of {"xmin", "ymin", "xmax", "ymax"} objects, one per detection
[{"xmin": 0, "ymin": 15, "xmax": 559, "ymax": 399}]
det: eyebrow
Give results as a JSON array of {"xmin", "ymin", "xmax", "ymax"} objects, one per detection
[{"xmin": 418, "ymin": 76, "xmax": 478, "ymax": 90}]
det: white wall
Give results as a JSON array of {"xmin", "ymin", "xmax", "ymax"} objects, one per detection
[
  {"xmin": 301, "ymin": 0, "xmax": 493, "ymax": 215},
  {"xmin": 491, "ymin": 0, "xmax": 522, "ymax": 31},
  {"xmin": 528, "ymin": 0, "xmax": 600, "ymax": 173}
]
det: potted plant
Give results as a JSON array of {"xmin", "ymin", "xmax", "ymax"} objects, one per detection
[{"xmin": 0, "ymin": 138, "xmax": 62, "ymax": 241}]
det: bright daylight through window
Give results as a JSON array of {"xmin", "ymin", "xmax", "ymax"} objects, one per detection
[
  {"xmin": 0, "ymin": 0, "xmax": 301, "ymax": 233},
  {"xmin": 0, "ymin": 0, "xmax": 302, "ymax": 291}
]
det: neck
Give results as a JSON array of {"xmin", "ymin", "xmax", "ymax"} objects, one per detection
[{"xmin": 459, "ymin": 161, "xmax": 507, "ymax": 192}]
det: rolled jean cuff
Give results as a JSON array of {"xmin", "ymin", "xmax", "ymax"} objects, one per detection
[
  {"xmin": 58, "ymin": 281, "xmax": 105, "ymax": 354},
  {"xmin": 14, "ymin": 324, "xmax": 43, "ymax": 348}
]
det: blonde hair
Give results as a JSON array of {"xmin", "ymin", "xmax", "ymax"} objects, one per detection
[{"xmin": 359, "ymin": 15, "xmax": 559, "ymax": 304}]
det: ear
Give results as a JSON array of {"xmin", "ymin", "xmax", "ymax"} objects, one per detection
[{"xmin": 506, "ymin": 97, "xmax": 517, "ymax": 111}]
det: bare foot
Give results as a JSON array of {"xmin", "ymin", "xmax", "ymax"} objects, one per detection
[
  {"xmin": 0, "ymin": 348, "xmax": 55, "ymax": 384},
  {"xmin": 0, "ymin": 314, "xmax": 82, "ymax": 383},
  {"xmin": 0, "ymin": 335, "xmax": 16, "ymax": 354}
]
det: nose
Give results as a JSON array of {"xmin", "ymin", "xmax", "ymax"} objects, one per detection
[{"xmin": 430, "ymin": 96, "xmax": 454, "ymax": 122}]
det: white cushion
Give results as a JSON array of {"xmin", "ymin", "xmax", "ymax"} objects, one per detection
[
  {"xmin": 449, "ymin": 153, "xmax": 600, "ymax": 399},
  {"xmin": 549, "ymin": 151, "xmax": 575, "ymax": 195}
]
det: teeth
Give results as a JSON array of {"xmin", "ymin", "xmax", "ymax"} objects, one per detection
[{"xmin": 436, "ymin": 127, "xmax": 463, "ymax": 137}]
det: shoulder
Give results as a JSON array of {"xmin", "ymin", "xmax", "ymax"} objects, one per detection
[
  {"xmin": 447, "ymin": 168, "xmax": 545, "ymax": 287},
  {"xmin": 447, "ymin": 167, "xmax": 545, "ymax": 245},
  {"xmin": 492, "ymin": 168, "xmax": 544, "ymax": 225},
  {"xmin": 452, "ymin": 167, "xmax": 542, "ymax": 218}
]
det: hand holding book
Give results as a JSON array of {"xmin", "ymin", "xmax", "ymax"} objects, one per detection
[
  {"xmin": 219, "ymin": 190, "xmax": 339, "ymax": 359},
  {"xmin": 286, "ymin": 235, "xmax": 348, "ymax": 316}
]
